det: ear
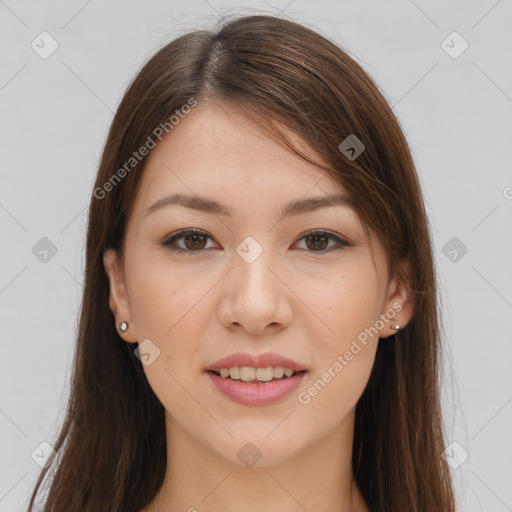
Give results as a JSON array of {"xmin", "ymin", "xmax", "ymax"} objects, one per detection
[
  {"xmin": 377, "ymin": 258, "xmax": 415, "ymax": 338},
  {"xmin": 103, "ymin": 248, "xmax": 138, "ymax": 343}
]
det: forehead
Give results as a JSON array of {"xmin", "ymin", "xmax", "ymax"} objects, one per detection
[{"xmin": 130, "ymin": 102, "xmax": 350, "ymax": 215}]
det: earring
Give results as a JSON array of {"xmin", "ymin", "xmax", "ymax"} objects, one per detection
[
  {"xmin": 390, "ymin": 323, "xmax": 400, "ymax": 330},
  {"xmin": 118, "ymin": 321, "xmax": 128, "ymax": 332}
]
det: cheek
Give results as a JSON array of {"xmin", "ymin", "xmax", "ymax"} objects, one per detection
[
  {"xmin": 298, "ymin": 346, "xmax": 376, "ymax": 437},
  {"xmin": 298, "ymin": 262, "xmax": 382, "ymax": 347},
  {"xmin": 128, "ymin": 260, "xmax": 211, "ymax": 422},
  {"xmin": 126, "ymin": 249, "xmax": 215, "ymax": 342},
  {"xmin": 295, "ymin": 266, "xmax": 381, "ymax": 409},
  {"xmin": 125, "ymin": 251, "xmax": 217, "ymax": 398}
]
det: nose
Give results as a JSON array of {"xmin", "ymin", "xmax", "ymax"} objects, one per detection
[{"xmin": 217, "ymin": 250, "xmax": 293, "ymax": 335}]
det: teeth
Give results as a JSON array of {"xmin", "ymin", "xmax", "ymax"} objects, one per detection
[
  {"xmin": 273, "ymin": 366, "xmax": 284, "ymax": 378},
  {"xmin": 240, "ymin": 367, "xmax": 256, "ymax": 381},
  {"xmin": 229, "ymin": 366, "xmax": 241, "ymax": 380},
  {"xmin": 215, "ymin": 366, "xmax": 298, "ymax": 381}
]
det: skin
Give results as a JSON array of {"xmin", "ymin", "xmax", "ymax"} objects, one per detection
[{"xmin": 103, "ymin": 102, "xmax": 414, "ymax": 512}]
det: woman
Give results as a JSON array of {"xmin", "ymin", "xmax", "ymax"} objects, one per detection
[{"xmin": 28, "ymin": 14, "xmax": 457, "ymax": 512}]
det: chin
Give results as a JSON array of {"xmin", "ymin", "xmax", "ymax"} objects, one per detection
[{"xmin": 206, "ymin": 429, "xmax": 309, "ymax": 469}]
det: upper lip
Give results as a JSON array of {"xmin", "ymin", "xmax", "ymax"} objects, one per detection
[{"xmin": 205, "ymin": 352, "xmax": 308, "ymax": 373}]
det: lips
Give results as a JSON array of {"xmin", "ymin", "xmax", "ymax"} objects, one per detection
[
  {"xmin": 206, "ymin": 369, "xmax": 307, "ymax": 405},
  {"xmin": 204, "ymin": 352, "xmax": 307, "ymax": 373}
]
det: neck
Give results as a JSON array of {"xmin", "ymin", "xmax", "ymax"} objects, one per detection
[{"xmin": 149, "ymin": 407, "xmax": 369, "ymax": 512}]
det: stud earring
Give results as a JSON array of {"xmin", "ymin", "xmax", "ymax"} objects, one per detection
[
  {"xmin": 118, "ymin": 321, "xmax": 128, "ymax": 332},
  {"xmin": 390, "ymin": 323, "xmax": 400, "ymax": 330}
]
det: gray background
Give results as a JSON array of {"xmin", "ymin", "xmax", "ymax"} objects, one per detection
[{"xmin": 1, "ymin": 1, "xmax": 511, "ymax": 511}]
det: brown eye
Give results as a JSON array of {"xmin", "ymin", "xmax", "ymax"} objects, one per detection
[
  {"xmin": 295, "ymin": 230, "xmax": 353, "ymax": 253},
  {"xmin": 161, "ymin": 229, "xmax": 217, "ymax": 254},
  {"xmin": 304, "ymin": 233, "xmax": 329, "ymax": 251},
  {"xmin": 182, "ymin": 232, "xmax": 207, "ymax": 250}
]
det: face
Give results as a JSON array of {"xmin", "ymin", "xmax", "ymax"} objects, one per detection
[{"xmin": 103, "ymin": 102, "xmax": 413, "ymax": 468}]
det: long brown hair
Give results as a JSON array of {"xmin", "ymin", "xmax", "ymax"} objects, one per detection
[{"xmin": 28, "ymin": 13, "xmax": 456, "ymax": 512}]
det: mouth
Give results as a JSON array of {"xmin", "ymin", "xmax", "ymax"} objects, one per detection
[{"xmin": 203, "ymin": 352, "xmax": 309, "ymax": 405}]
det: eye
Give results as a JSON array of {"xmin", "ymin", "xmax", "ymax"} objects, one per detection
[
  {"xmin": 161, "ymin": 228, "xmax": 218, "ymax": 255},
  {"xmin": 161, "ymin": 228, "xmax": 353, "ymax": 255},
  {"xmin": 292, "ymin": 230, "xmax": 354, "ymax": 252}
]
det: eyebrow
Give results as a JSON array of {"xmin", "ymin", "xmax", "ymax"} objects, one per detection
[{"xmin": 144, "ymin": 192, "xmax": 356, "ymax": 218}]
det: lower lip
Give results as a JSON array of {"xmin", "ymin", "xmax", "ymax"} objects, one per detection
[{"xmin": 205, "ymin": 370, "xmax": 308, "ymax": 406}]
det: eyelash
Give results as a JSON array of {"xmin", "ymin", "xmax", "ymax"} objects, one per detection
[{"xmin": 160, "ymin": 228, "xmax": 354, "ymax": 255}]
